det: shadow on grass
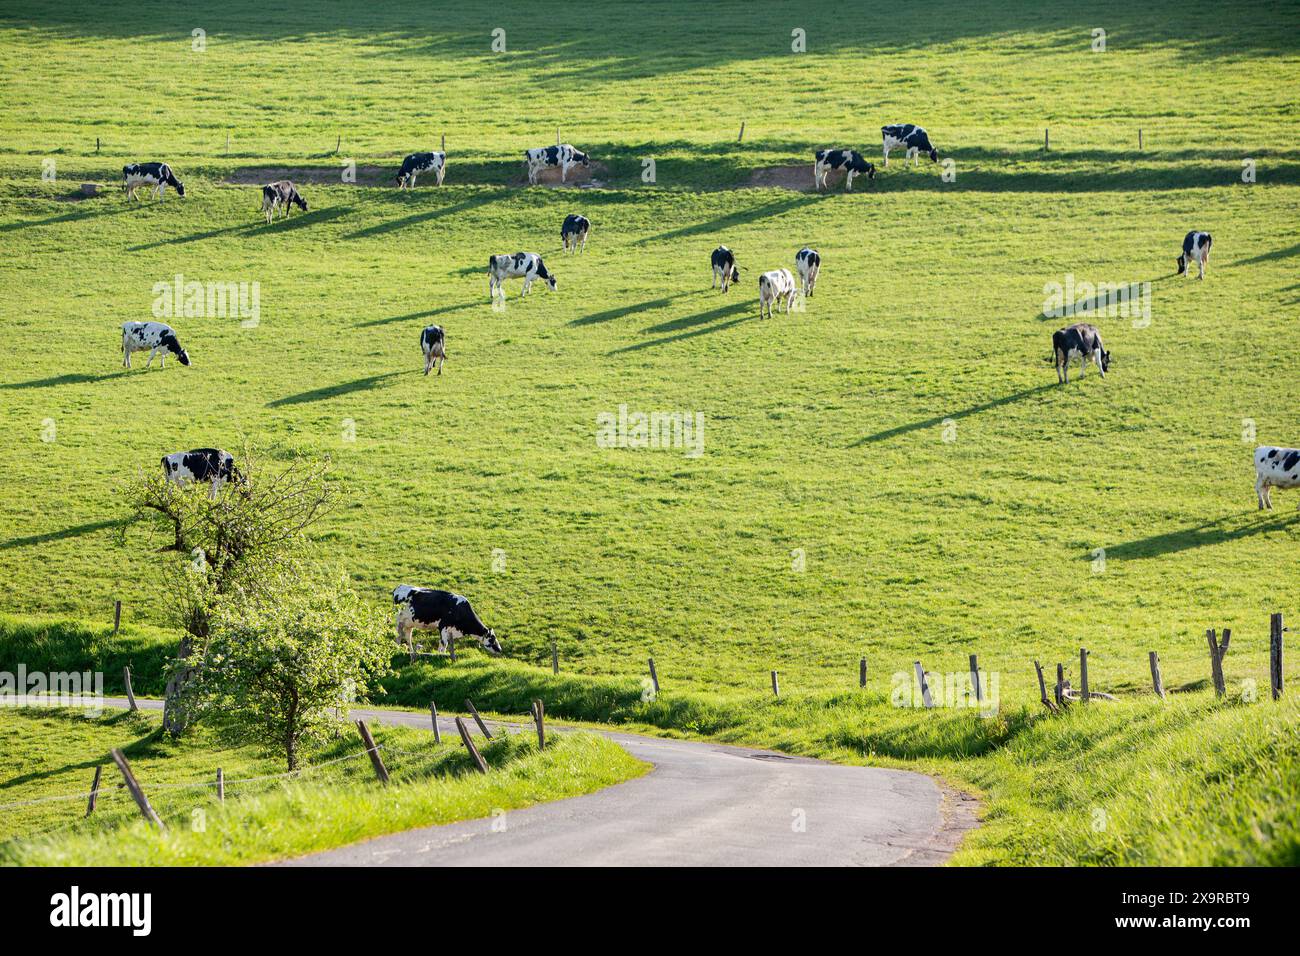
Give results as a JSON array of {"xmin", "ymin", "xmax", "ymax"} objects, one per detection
[
  {"xmin": 355, "ymin": 301, "xmax": 481, "ymax": 328},
  {"xmin": 127, "ymin": 206, "xmax": 353, "ymax": 250},
  {"xmin": 635, "ymin": 195, "xmax": 820, "ymax": 245},
  {"xmin": 1232, "ymin": 241, "xmax": 1300, "ymax": 267},
  {"xmin": 0, "ymin": 371, "xmax": 125, "ymax": 389},
  {"xmin": 1099, "ymin": 511, "xmax": 1300, "ymax": 560},
  {"xmin": 569, "ymin": 291, "xmax": 696, "ymax": 327},
  {"xmin": 851, "ymin": 384, "xmax": 1056, "ymax": 446},
  {"xmin": 0, "ymin": 519, "xmax": 123, "ymax": 551},
  {"xmin": 609, "ymin": 302, "xmax": 752, "ymax": 354},
  {"xmin": 267, "ymin": 372, "xmax": 403, "ymax": 407},
  {"xmin": 1036, "ymin": 274, "xmax": 1176, "ymax": 322},
  {"xmin": 344, "ymin": 193, "xmax": 504, "ymax": 240}
]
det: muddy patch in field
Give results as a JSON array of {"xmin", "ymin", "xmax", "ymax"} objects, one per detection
[
  {"xmin": 221, "ymin": 165, "xmax": 392, "ymax": 186},
  {"xmin": 745, "ymin": 164, "xmax": 876, "ymax": 193}
]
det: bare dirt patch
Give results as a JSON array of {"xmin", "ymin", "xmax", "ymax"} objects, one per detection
[
  {"xmin": 507, "ymin": 160, "xmax": 609, "ymax": 188},
  {"xmin": 746, "ymin": 164, "xmax": 875, "ymax": 193},
  {"xmin": 221, "ymin": 165, "xmax": 392, "ymax": 186}
]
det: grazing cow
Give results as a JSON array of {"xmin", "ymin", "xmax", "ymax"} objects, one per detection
[
  {"xmin": 1254, "ymin": 446, "xmax": 1300, "ymax": 510},
  {"xmin": 161, "ymin": 448, "xmax": 239, "ymax": 498},
  {"xmin": 561, "ymin": 214, "xmax": 590, "ymax": 254},
  {"xmin": 122, "ymin": 321, "xmax": 190, "ymax": 369},
  {"xmin": 396, "ymin": 151, "xmax": 446, "ymax": 189},
  {"xmin": 1052, "ymin": 322, "xmax": 1110, "ymax": 383},
  {"xmin": 758, "ymin": 268, "xmax": 797, "ymax": 319},
  {"xmin": 795, "ymin": 248, "xmax": 820, "ymax": 297},
  {"xmin": 392, "ymin": 585, "xmax": 502, "ymax": 656},
  {"xmin": 260, "ymin": 181, "xmax": 308, "ymax": 223},
  {"xmin": 813, "ymin": 149, "xmax": 875, "ymax": 191},
  {"xmin": 881, "ymin": 124, "xmax": 939, "ymax": 167},
  {"xmin": 525, "ymin": 144, "xmax": 590, "ymax": 184},
  {"xmin": 711, "ymin": 246, "xmax": 740, "ymax": 292},
  {"xmin": 1177, "ymin": 231, "xmax": 1213, "ymax": 280},
  {"xmin": 421, "ymin": 325, "xmax": 446, "ymax": 376},
  {"xmin": 122, "ymin": 162, "xmax": 185, "ymax": 200},
  {"xmin": 488, "ymin": 252, "xmax": 556, "ymax": 299}
]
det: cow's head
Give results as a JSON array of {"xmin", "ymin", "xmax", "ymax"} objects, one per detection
[
  {"xmin": 163, "ymin": 334, "xmax": 191, "ymax": 366},
  {"xmin": 296, "ymin": 195, "xmax": 309, "ymax": 213},
  {"xmin": 865, "ymin": 162, "xmax": 877, "ymax": 180},
  {"xmin": 1176, "ymin": 254, "xmax": 1187, "ymax": 275},
  {"xmin": 928, "ymin": 148, "xmax": 939, "ymax": 163},
  {"xmin": 545, "ymin": 275, "xmax": 558, "ymax": 292},
  {"xmin": 575, "ymin": 151, "xmax": 591, "ymax": 168},
  {"xmin": 480, "ymin": 629, "xmax": 502, "ymax": 655},
  {"xmin": 1100, "ymin": 349, "xmax": 1112, "ymax": 374},
  {"xmin": 730, "ymin": 266, "xmax": 741, "ymax": 284}
]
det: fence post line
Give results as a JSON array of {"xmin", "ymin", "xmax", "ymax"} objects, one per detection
[
  {"xmin": 1149, "ymin": 650, "xmax": 1165, "ymax": 699},
  {"xmin": 84, "ymin": 766, "xmax": 102, "ymax": 818},
  {"xmin": 969, "ymin": 654, "xmax": 982, "ymax": 705},
  {"xmin": 456, "ymin": 717, "xmax": 489, "ymax": 773},
  {"xmin": 123, "ymin": 666, "xmax": 138, "ymax": 712},
  {"xmin": 216, "ymin": 767, "xmax": 224, "ymax": 802},
  {"xmin": 1080, "ymin": 647, "xmax": 1090, "ymax": 703},
  {"xmin": 355, "ymin": 720, "xmax": 390, "ymax": 785},
  {"xmin": 551, "ymin": 641, "xmax": 559, "ymax": 675},
  {"xmin": 1033, "ymin": 660, "xmax": 1057, "ymax": 712},
  {"xmin": 1271, "ymin": 613, "xmax": 1285, "ymax": 701},
  {"xmin": 859, "ymin": 656, "xmax": 867, "ymax": 688},
  {"xmin": 913, "ymin": 660, "xmax": 933, "ymax": 708},
  {"xmin": 648, "ymin": 657, "xmax": 659, "ymax": 694},
  {"xmin": 113, "ymin": 599, "xmax": 122, "ymax": 634},
  {"xmin": 110, "ymin": 749, "xmax": 165, "ymax": 828},
  {"xmin": 429, "ymin": 702, "xmax": 442, "ymax": 743},
  {"xmin": 770, "ymin": 670, "xmax": 780, "ymax": 697},
  {"xmin": 465, "ymin": 699, "xmax": 493, "ymax": 739},
  {"xmin": 1206, "ymin": 628, "xmax": 1227, "ymax": 697},
  {"xmin": 532, "ymin": 699, "xmax": 546, "ymax": 749}
]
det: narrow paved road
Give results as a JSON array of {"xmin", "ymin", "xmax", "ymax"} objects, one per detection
[{"xmin": 96, "ymin": 697, "xmax": 977, "ymax": 866}]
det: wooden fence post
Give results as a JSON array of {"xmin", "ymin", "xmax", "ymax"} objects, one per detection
[
  {"xmin": 109, "ymin": 749, "xmax": 165, "ymax": 828},
  {"xmin": 84, "ymin": 766, "xmax": 102, "ymax": 818},
  {"xmin": 95, "ymin": 137, "xmax": 100, "ymax": 154},
  {"xmin": 551, "ymin": 641, "xmax": 559, "ymax": 675},
  {"xmin": 532, "ymin": 699, "xmax": 545, "ymax": 749},
  {"xmin": 1206, "ymin": 628, "xmax": 1228, "ymax": 697},
  {"xmin": 429, "ymin": 702, "xmax": 442, "ymax": 743},
  {"xmin": 355, "ymin": 720, "xmax": 390, "ymax": 785},
  {"xmin": 1044, "ymin": 127, "xmax": 1050, "ymax": 151},
  {"xmin": 1149, "ymin": 651, "xmax": 1165, "ymax": 699},
  {"xmin": 738, "ymin": 121, "xmax": 745, "ymax": 142},
  {"xmin": 859, "ymin": 657, "xmax": 867, "ymax": 688},
  {"xmin": 456, "ymin": 717, "xmax": 488, "ymax": 773},
  {"xmin": 1080, "ymin": 647, "xmax": 1090, "ymax": 702},
  {"xmin": 216, "ymin": 767, "xmax": 224, "ymax": 803},
  {"xmin": 464, "ymin": 699, "xmax": 493, "ymax": 739},
  {"xmin": 969, "ymin": 654, "xmax": 982, "ymax": 706},
  {"xmin": 1055, "ymin": 663, "xmax": 1066, "ymax": 709},
  {"xmin": 1271, "ymin": 613, "xmax": 1285, "ymax": 701},
  {"xmin": 1033, "ymin": 660, "xmax": 1058, "ymax": 712},
  {"xmin": 647, "ymin": 657, "xmax": 659, "ymax": 694},
  {"xmin": 113, "ymin": 600, "xmax": 122, "ymax": 634},
  {"xmin": 334, "ymin": 134, "xmax": 341, "ymax": 154},
  {"xmin": 123, "ymin": 666, "xmax": 138, "ymax": 712},
  {"xmin": 913, "ymin": 661, "xmax": 933, "ymax": 708},
  {"xmin": 1138, "ymin": 128, "xmax": 1143, "ymax": 151},
  {"xmin": 770, "ymin": 670, "xmax": 780, "ymax": 697},
  {"xmin": 441, "ymin": 132, "xmax": 446, "ymax": 153}
]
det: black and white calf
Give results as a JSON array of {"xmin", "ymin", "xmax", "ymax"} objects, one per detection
[
  {"xmin": 795, "ymin": 248, "xmax": 820, "ymax": 297},
  {"xmin": 161, "ymin": 448, "xmax": 239, "ymax": 497},
  {"xmin": 525, "ymin": 144, "xmax": 590, "ymax": 184},
  {"xmin": 392, "ymin": 585, "xmax": 502, "ymax": 655},
  {"xmin": 122, "ymin": 162, "xmax": 185, "ymax": 201},
  {"xmin": 260, "ymin": 181, "xmax": 308, "ymax": 223},
  {"xmin": 1254, "ymin": 446, "xmax": 1300, "ymax": 510},
  {"xmin": 122, "ymin": 321, "xmax": 190, "ymax": 369},
  {"xmin": 711, "ymin": 246, "xmax": 740, "ymax": 292},
  {"xmin": 813, "ymin": 149, "xmax": 875, "ymax": 191},
  {"xmin": 880, "ymin": 124, "xmax": 938, "ymax": 167},
  {"xmin": 396, "ymin": 151, "xmax": 446, "ymax": 189},
  {"xmin": 1177, "ymin": 231, "xmax": 1212, "ymax": 279},
  {"xmin": 1052, "ymin": 323, "xmax": 1110, "ymax": 383},
  {"xmin": 421, "ymin": 325, "xmax": 446, "ymax": 376},
  {"xmin": 758, "ymin": 268, "xmax": 797, "ymax": 319},
  {"xmin": 488, "ymin": 252, "xmax": 556, "ymax": 299},
  {"xmin": 561, "ymin": 214, "xmax": 590, "ymax": 254}
]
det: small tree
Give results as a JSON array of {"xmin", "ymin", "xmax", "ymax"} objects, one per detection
[{"xmin": 200, "ymin": 570, "xmax": 390, "ymax": 772}]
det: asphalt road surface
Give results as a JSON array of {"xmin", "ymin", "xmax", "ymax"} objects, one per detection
[{"xmin": 95, "ymin": 697, "xmax": 976, "ymax": 866}]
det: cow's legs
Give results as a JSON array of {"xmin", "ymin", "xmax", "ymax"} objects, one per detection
[
  {"xmin": 437, "ymin": 354, "xmax": 444, "ymax": 375},
  {"xmin": 436, "ymin": 165, "xmax": 445, "ymax": 186},
  {"xmin": 845, "ymin": 169, "xmax": 856, "ymax": 192},
  {"xmin": 1095, "ymin": 352, "xmax": 1106, "ymax": 378},
  {"xmin": 522, "ymin": 277, "xmax": 532, "ymax": 296},
  {"xmin": 1198, "ymin": 250, "xmax": 1208, "ymax": 279},
  {"xmin": 882, "ymin": 144, "xmax": 890, "ymax": 167},
  {"xmin": 146, "ymin": 347, "xmax": 157, "ymax": 369},
  {"xmin": 1257, "ymin": 477, "xmax": 1270, "ymax": 510}
]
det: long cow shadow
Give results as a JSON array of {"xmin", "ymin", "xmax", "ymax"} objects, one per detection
[
  {"xmin": 355, "ymin": 301, "xmax": 480, "ymax": 328},
  {"xmin": 0, "ymin": 518, "xmax": 123, "ymax": 551},
  {"xmin": 1036, "ymin": 274, "xmax": 1175, "ymax": 322},
  {"xmin": 129, "ymin": 206, "xmax": 353, "ymax": 251},
  {"xmin": 345, "ymin": 193, "xmax": 504, "ymax": 240},
  {"xmin": 851, "ymin": 383, "xmax": 1056, "ymax": 446},
  {"xmin": 636, "ymin": 195, "xmax": 819, "ymax": 245},
  {"xmin": 609, "ymin": 302, "xmax": 752, "ymax": 354},
  {"xmin": 570, "ymin": 291, "xmax": 697, "ymax": 327},
  {"xmin": 1098, "ymin": 511, "xmax": 1300, "ymax": 561},
  {"xmin": 0, "ymin": 371, "xmax": 125, "ymax": 390},
  {"xmin": 267, "ymin": 371, "xmax": 402, "ymax": 407}
]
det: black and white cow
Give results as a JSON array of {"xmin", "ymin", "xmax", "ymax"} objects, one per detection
[
  {"xmin": 392, "ymin": 585, "xmax": 502, "ymax": 655},
  {"xmin": 795, "ymin": 248, "xmax": 820, "ymax": 297},
  {"xmin": 1177, "ymin": 231, "xmax": 1213, "ymax": 280},
  {"xmin": 561, "ymin": 214, "xmax": 590, "ymax": 254},
  {"xmin": 421, "ymin": 325, "xmax": 446, "ymax": 376},
  {"xmin": 881, "ymin": 124, "xmax": 939, "ymax": 167},
  {"xmin": 260, "ymin": 180, "xmax": 308, "ymax": 223},
  {"xmin": 396, "ymin": 151, "xmax": 446, "ymax": 189},
  {"xmin": 758, "ymin": 268, "xmax": 797, "ymax": 319},
  {"xmin": 525, "ymin": 144, "xmax": 590, "ymax": 184},
  {"xmin": 711, "ymin": 246, "xmax": 740, "ymax": 292},
  {"xmin": 1254, "ymin": 446, "xmax": 1300, "ymax": 510},
  {"xmin": 1052, "ymin": 323, "xmax": 1110, "ymax": 383},
  {"xmin": 161, "ymin": 448, "xmax": 239, "ymax": 497},
  {"xmin": 814, "ymin": 149, "xmax": 875, "ymax": 191},
  {"xmin": 122, "ymin": 162, "xmax": 185, "ymax": 201},
  {"xmin": 122, "ymin": 321, "xmax": 190, "ymax": 369},
  {"xmin": 488, "ymin": 252, "xmax": 556, "ymax": 299}
]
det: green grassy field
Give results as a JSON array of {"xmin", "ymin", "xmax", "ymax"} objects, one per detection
[{"xmin": 1, "ymin": 0, "xmax": 1299, "ymax": 865}]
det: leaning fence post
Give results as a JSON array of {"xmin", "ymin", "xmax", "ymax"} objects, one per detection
[
  {"xmin": 85, "ymin": 766, "xmax": 102, "ymax": 818},
  {"xmin": 770, "ymin": 670, "xmax": 780, "ymax": 697},
  {"xmin": 737, "ymin": 121, "xmax": 745, "ymax": 142},
  {"xmin": 429, "ymin": 702, "xmax": 442, "ymax": 743},
  {"xmin": 123, "ymin": 666, "xmax": 138, "ymax": 712},
  {"xmin": 355, "ymin": 720, "xmax": 390, "ymax": 785},
  {"xmin": 1080, "ymin": 647, "xmax": 1090, "ymax": 702},
  {"xmin": 1206, "ymin": 628, "xmax": 1227, "ymax": 697},
  {"xmin": 913, "ymin": 661, "xmax": 933, "ymax": 708},
  {"xmin": 1033, "ymin": 660, "xmax": 1058, "ymax": 713},
  {"xmin": 1271, "ymin": 613, "xmax": 1285, "ymax": 701},
  {"xmin": 113, "ymin": 600, "xmax": 122, "ymax": 634},
  {"xmin": 647, "ymin": 657, "xmax": 660, "ymax": 694},
  {"xmin": 1149, "ymin": 651, "xmax": 1165, "ymax": 699},
  {"xmin": 110, "ymin": 749, "xmax": 165, "ymax": 828},
  {"xmin": 216, "ymin": 767, "xmax": 224, "ymax": 803},
  {"xmin": 859, "ymin": 657, "xmax": 867, "ymax": 688},
  {"xmin": 456, "ymin": 717, "xmax": 488, "ymax": 773},
  {"xmin": 465, "ymin": 699, "xmax": 493, "ymax": 739},
  {"xmin": 1055, "ymin": 663, "xmax": 1066, "ymax": 709},
  {"xmin": 969, "ymin": 654, "xmax": 982, "ymax": 706},
  {"xmin": 531, "ymin": 699, "xmax": 546, "ymax": 749}
]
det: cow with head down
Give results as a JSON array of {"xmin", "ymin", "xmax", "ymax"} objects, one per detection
[{"xmin": 392, "ymin": 585, "xmax": 502, "ymax": 656}]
